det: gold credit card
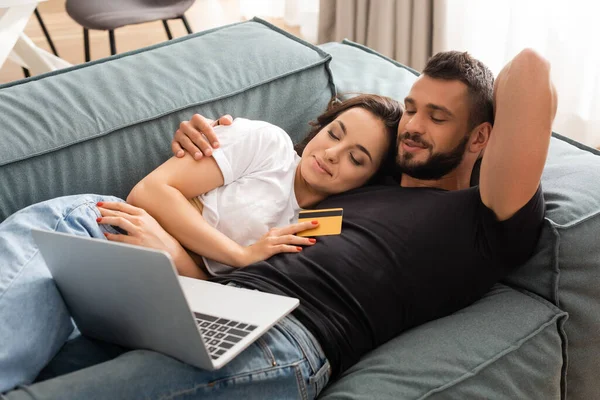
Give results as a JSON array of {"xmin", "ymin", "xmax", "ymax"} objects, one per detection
[{"xmin": 297, "ymin": 208, "xmax": 343, "ymax": 237}]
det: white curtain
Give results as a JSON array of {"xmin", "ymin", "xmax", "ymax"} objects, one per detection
[
  {"xmin": 239, "ymin": 0, "xmax": 320, "ymax": 43},
  {"xmin": 434, "ymin": 0, "xmax": 600, "ymax": 148},
  {"xmin": 317, "ymin": 0, "xmax": 437, "ymax": 72}
]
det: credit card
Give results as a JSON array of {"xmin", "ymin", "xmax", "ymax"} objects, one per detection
[{"xmin": 297, "ymin": 208, "xmax": 343, "ymax": 237}]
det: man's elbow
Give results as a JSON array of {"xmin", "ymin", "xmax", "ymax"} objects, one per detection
[{"xmin": 515, "ymin": 48, "xmax": 549, "ymax": 70}]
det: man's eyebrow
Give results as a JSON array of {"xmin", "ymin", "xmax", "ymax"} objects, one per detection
[
  {"xmin": 428, "ymin": 104, "xmax": 454, "ymax": 117},
  {"xmin": 404, "ymin": 97, "xmax": 454, "ymax": 118}
]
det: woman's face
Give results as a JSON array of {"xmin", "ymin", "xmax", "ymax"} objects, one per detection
[{"xmin": 300, "ymin": 107, "xmax": 391, "ymax": 195}]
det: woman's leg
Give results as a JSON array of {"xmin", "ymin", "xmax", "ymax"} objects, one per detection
[
  {"xmin": 3, "ymin": 315, "xmax": 332, "ymax": 400},
  {"xmin": 0, "ymin": 194, "xmax": 123, "ymax": 392}
]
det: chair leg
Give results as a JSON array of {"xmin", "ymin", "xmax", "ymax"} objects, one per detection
[
  {"xmin": 84, "ymin": 28, "xmax": 90, "ymax": 62},
  {"xmin": 22, "ymin": 68, "xmax": 31, "ymax": 78},
  {"xmin": 181, "ymin": 15, "xmax": 193, "ymax": 34},
  {"xmin": 162, "ymin": 20, "xmax": 173, "ymax": 40},
  {"xmin": 109, "ymin": 30, "xmax": 117, "ymax": 55},
  {"xmin": 34, "ymin": 8, "xmax": 59, "ymax": 56}
]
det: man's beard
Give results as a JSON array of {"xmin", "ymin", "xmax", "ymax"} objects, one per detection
[{"xmin": 394, "ymin": 132, "xmax": 470, "ymax": 180}]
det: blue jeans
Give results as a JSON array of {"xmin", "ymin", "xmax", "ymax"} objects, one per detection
[
  {"xmin": 4, "ymin": 313, "xmax": 330, "ymax": 400},
  {"xmin": 0, "ymin": 194, "xmax": 123, "ymax": 392},
  {"xmin": 0, "ymin": 195, "xmax": 331, "ymax": 399}
]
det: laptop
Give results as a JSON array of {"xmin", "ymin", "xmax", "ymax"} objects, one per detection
[{"xmin": 31, "ymin": 229, "xmax": 299, "ymax": 370}]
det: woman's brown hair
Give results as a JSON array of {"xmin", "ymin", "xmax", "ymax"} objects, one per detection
[{"xmin": 294, "ymin": 93, "xmax": 403, "ymax": 183}]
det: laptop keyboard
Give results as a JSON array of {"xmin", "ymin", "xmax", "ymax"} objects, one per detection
[{"xmin": 193, "ymin": 312, "xmax": 258, "ymax": 360}]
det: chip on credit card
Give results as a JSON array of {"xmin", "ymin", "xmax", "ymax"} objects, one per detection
[{"xmin": 297, "ymin": 208, "xmax": 343, "ymax": 237}]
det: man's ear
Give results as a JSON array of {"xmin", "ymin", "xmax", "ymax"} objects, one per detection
[{"xmin": 469, "ymin": 122, "xmax": 492, "ymax": 155}]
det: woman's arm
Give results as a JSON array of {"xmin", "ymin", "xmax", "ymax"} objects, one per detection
[
  {"xmin": 128, "ymin": 153, "xmax": 317, "ymax": 273},
  {"xmin": 127, "ymin": 152, "xmax": 250, "ymax": 271}
]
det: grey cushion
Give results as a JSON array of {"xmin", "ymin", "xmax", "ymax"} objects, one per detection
[
  {"xmin": 319, "ymin": 39, "xmax": 418, "ymax": 101},
  {"xmin": 504, "ymin": 134, "xmax": 600, "ymax": 400},
  {"xmin": 0, "ymin": 18, "xmax": 334, "ymax": 222},
  {"xmin": 320, "ymin": 285, "xmax": 567, "ymax": 400}
]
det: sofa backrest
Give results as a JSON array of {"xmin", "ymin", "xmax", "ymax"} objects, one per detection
[
  {"xmin": 0, "ymin": 18, "xmax": 334, "ymax": 222},
  {"xmin": 503, "ymin": 134, "xmax": 600, "ymax": 400}
]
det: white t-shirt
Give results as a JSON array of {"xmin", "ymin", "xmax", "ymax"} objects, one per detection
[{"xmin": 198, "ymin": 118, "xmax": 301, "ymax": 275}]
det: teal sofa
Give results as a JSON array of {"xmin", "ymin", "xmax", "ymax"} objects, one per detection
[{"xmin": 2, "ymin": 18, "xmax": 600, "ymax": 399}]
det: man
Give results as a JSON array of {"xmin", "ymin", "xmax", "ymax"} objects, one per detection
[{"xmin": 3, "ymin": 49, "xmax": 556, "ymax": 399}]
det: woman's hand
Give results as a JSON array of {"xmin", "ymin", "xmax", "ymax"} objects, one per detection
[
  {"xmin": 172, "ymin": 114, "xmax": 234, "ymax": 160},
  {"xmin": 236, "ymin": 220, "xmax": 320, "ymax": 267},
  {"xmin": 96, "ymin": 201, "xmax": 185, "ymax": 260}
]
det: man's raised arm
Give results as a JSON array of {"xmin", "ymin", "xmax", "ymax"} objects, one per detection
[{"xmin": 479, "ymin": 49, "xmax": 558, "ymax": 221}]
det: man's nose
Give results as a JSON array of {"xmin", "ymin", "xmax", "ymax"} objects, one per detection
[{"xmin": 404, "ymin": 112, "xmax": 424, "ymax": 134}]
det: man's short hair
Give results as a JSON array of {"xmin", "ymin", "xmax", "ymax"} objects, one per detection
[{"xmin": 422, "ymin": 51, "xmax": 495, "ymax": 131}]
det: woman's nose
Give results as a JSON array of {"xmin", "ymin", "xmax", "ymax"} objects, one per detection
[{"xmin": 324, "ymin": 147, "xmax": 340, "ymax": 163}]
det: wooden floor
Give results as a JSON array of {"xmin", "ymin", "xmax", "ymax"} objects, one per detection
[{"xmin": 0, "ymin": 0, "xmax": 303, "ymax": 84}]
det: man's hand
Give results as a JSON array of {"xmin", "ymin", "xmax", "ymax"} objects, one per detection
[{"xmin": 172, "ymin": 114, "xmax": 233, "ymax": 160}]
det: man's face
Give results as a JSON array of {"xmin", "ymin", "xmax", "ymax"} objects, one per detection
[{"xmin": 395, "ymin": 76, "xmax": 472, "ymax": 180}]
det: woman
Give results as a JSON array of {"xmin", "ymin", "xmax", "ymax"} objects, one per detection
[
  {"xmin": 0, "ymin": 93, "xmax": 402, "ymax": 392},
  {"xmin": 96, "ymin": 94, "xmax": 402, "ymax": 279}
]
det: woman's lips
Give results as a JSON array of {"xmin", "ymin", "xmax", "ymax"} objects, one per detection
[{"xmin": 313, "ymin": 157, "xmax": 332, "ymax": 175}]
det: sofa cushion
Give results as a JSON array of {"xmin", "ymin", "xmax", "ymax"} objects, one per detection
[
  {"xmin": 320, "ymin": 284, "xmax": 567, "ymax": 399},
  {"xmin": 318, "ymin": 40, "xmax": 418, "ymax": 100},
  {"xmin": 0, "ymin": 18, "xmax": 335, "ymax": 222},
  {"xmin": 503, "ymin": 133, "xmax": 600, "ymax": 400}
]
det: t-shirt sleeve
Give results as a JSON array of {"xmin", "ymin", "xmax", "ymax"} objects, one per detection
[
  {"xmin": 210, "ymin": 119, "xmax": 294, "ymax": 185},
  {"xmin": 477, "ymin": 185, "xmax": 546, "ymax": 266}
]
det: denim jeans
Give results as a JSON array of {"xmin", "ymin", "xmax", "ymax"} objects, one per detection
[
  {"xmin": 0, "ymin": 195, "xmax": 331, "ymax": 399},
  {"xmin": 0, "ymin": 194, "xmax": 124, "ymax": 392},
  {"xmin": 4, "ymin": 312, "xmax": 331, "ymax": 400}
]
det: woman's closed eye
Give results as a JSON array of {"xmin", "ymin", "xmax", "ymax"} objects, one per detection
[
  {"xmin": 328, "ymin": 129, "xmax": 339, "ymax": 140},
  {"xmin": 350, "ymin": 153, "xmax": 362, "ymax": 166}
]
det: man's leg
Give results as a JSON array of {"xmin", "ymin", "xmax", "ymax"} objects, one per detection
[
  {"xmin": 3, "ymin": 315, "xmax": 332, "ymax": 400},
  {"xmin": 0, "ymin": 194, "xmax": 123, "ymax": 392}
]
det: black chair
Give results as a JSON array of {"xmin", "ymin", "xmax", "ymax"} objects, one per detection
[
  {"xmin": 65, "ymin": 0, "xmax": 195, "ymax": 62},
  {"xmin": 22, "ymin": 8, "xmax": 59, "ymax": 78}
]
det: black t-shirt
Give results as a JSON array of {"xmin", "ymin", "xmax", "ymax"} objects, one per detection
[{"xmin": 211, "ymin": 184, "xmax": 545, "ymax": 377}]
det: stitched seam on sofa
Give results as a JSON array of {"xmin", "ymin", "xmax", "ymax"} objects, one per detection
[
  {"xmin": 550, "ymin": 220, "xmax": 561, "ymax": 307},
  {"xmin": 341, "ymin": 39, "xmax": 420, "ymax": 76},
  {"xmin": 156, "ymin": 360, "xmax": 306, "ymax": 400},
  {"xmin": 513, "ymin": 284, "xmax": 569, "ymax": 398},
  {"xmin": 502, "ymin": 218, "xmax": 561, "ymax": 307},
  {"xmin": 552, "ymin": 208, "xmax": 600, "ymax": 229},
  {"xmin": 513, "ymin": 286, "xmax": 568, "ymax": 317},
  {"xmin": 416, "ymin": 313, "xmax": 565, "ymax": 400},
  {"xmin": 557, "ymin": 311, "xmax": 569, "ymax": 400},
  {"xmin": 0, "ymin": 18, "xmax": 330, "ymax": 90},
  {"xmin": 551, "ymin": 131, "xmax": 600, "ymax": 155},
  {"xmin": 253, "ymin": 18, "xmax": 332, "ymax": 59},
  {"xmin": 0, "ymin": 20, "xmax": 250, "ymax": 90},
  {"xmin": 0, "ymin": 62, "xmax": 331, "ymax": 168}
]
